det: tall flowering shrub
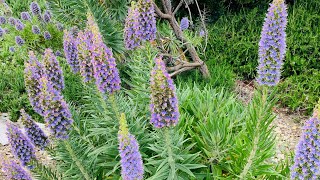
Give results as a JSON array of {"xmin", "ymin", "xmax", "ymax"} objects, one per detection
[
  {"xmin": 20, "ymin": 109, "xmax": 49, "ymax": 150},
  {"xmin": 86, "ymin": 13, "xmax": 121, "ymax": 95},
  {"xmin": 76, "ymin": 30, "xmax": 94, "ymax": 82},
  {"xmin": 124, "ymin": 2, "xmax": 141, "ymax": 50},
  {"xmin": 150, "ymin": 57, "xmax": 179, "ymax": 128},
  {"xmin": 63, "ymin": 29, "xmax": 80, "ymax": 74},
  {"xmin": 1, "ymin": 160, "xmax": 32, "ymax": 180},
  {"xmin": 137, "ymin": 0, "xmax": 157, "ymax": 41},
  {"xmin": 43, "ymin": 48, "xmax": 65, "ymax": 91},
  {"xmin": 118, "ymin": 113, "xmax": 144, "ymax": 180},
  {"xmin": 256, "ymin": 0, "xmax": 287, "ymax": 86},
  {"xmin": 39, "ymin": 76, "xmax": 73, "ymax": 139},
  {"xmin": 6, "ymin": 123, "xmax": 36, "ymax": 166},
  {"xmin": 290, "ymin": 110, "xmax": 320, "ymax": 179},
  {"xmin": 24, "ymin": 51, "xmax": 45, "ymax": 116}
]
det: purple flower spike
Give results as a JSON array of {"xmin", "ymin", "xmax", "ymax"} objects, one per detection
[
  {"xmin": 180, "ymin": 17, "xmax": 189, "ymax": 31},
  {"xmin": 15, "ymin": 19, "xmax": 25, "ymax": 31},
  {"xmin": 199, "ymin": 29, "xmax": 205, "ymax": 37},
  {"xmin": 291, "ymin": 115, "xmax": 320, "ymax": 179},
  {"xmin": 0, "ymin": 27, "xmax": 3, "ymax": 37},
  {"xmin": 256, "ymin": 0, "xmax": 288, "ymax": 86},
  {"xmin": 137, "ymin": 0, "xmax": 157, "ymax": 41},
  {"xmin": 64, "ymin": 29, "xmax": 80, "ymax": 74},
  {"xmin": 76, "ymin": 30, "xmax": 94, "ymax": 81},
  {"xmin": 20, "ymin": 109, "xmax": 49, "ymax": 150},
  {"xmin": 25, "ymin": 51, "xmax": 45, "ymax": 116},
  {"xmin": 0, "ymin": 16, "xmax": 6, "ymax": 24},
  {"xmin": 118, "ymin": 113, "xmax": 144, "ymax": 180},
  {"xmin": 43, "ymin": 10, "xmax": 51, "ymax": 23},
  {"xmin": 9, "ymin": 46, "xmax": 15, "ymax": 53},
  {"xmin": 21, "ymin": 12, "xmax": 31, "ymax": 21},
  {"xmin": 15, "ymin": 36, "xmax": 25, "ymax": 46},
  {"xmin": 55, "ymin": 50, "xmax": 63, "ymax": 57},
  {"xmin": 91, "ymin": 42, "xmax": 121, "ymax": 95},
  {"xmin": 6, "ymin": 123, "xmax": 36, "ymax": 166},
  {"xmin": 32, "ymin": 25, "xmax": 40, "ymax": 34},
  {"xmin": 150, "ymin": 57, "xmax": 179, "ymax": 128},
  {"xmin": 2, "ymin": 160, "xmax": 32, "ymax": 180},
  {"xmin": 39, "ymin": 76, "xmax": 73, "ymax": 139},
  {"xmin": 56, "ymin": 23, "xmax": 64, "ymax": 31},
  {"xmin": 8, "ymin": 17, "xmax": 16, "ymax": 26},
  {"xmin": 43, "ymin": 48, "xmax": 65, "ymax": 91},
  {"xmin": 30, "ymin": 2, "xmax": 41, "ymax": 16},
  {"xmin": 124, "ymin": 2, "xmax": 141, "ymax": 50},
  {"xmin": 44, "ymin": 31, "xmax": 51, "ymax": 40}
]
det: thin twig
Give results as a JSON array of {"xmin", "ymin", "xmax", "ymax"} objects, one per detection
[
  {"xmin": 170, "ymin": 66, "xmax": 196, "ymax": 77},
  {"xmin": 183, "ymin": 0, "xmax": 193, "ymax": 27},
  {"xmin": 173, "ymin": 0, "xmax": 184, "ymax": 15},
  {"xmin": 194, "ymin": 0, "xmax": 208, "ymax": 53}
]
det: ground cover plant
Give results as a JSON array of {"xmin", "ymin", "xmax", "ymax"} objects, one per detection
[{"xmin": 0, "ymin": 0, "xmax": 319, "ymax": 179}]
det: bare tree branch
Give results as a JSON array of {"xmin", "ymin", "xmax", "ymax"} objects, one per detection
[
  {"xmin": 173, "ymin": 0, "xmax": 184, "ymax": 15},
  {"xmin": 170, "ymin": 66, "xmax": 196, "ymax": 77},
  {"xmin": 153, "ymin": 2, "xmax": 171, "ymax": 19},
  {"xmin": 167, "ymin": 62, "xmax": 202, "ymax": 71}
]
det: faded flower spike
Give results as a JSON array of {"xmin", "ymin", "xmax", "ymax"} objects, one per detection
[
  {"xmin": 257, "ymin": 0, "xmax": 287, "ymax": 86},
  {"xmin": 290, "ymin": 113, "xmax": 320, "ymax": 179},
  {"xmin": 8, "ymin": 17, "xmax": 16, "ymax": 26},
  {"xmin": 25, "ymin": 51, "xmax": 45, "ymax": 116},
  {"xmin": 43, "ymin": 48, "xmax": 65, "ymax": 91},
  {"xmin": 15, "ymin": 36, "xmax": 25, "ymax": 46},
  {"xmin": 32, "ymin": 25, "xmax": 40, "ymax": 34},
  {"xmin": 150, "ymin": 57, "xmax": 179, "ymax": 128},
  {"xmin": 15, "ymin": 19, "xmax": 25, "ymax": 31},
  {"xmin": 21, "ymin": 12, "xmax": 31, "ymax": 21},
  {"xmin": 43, "ymin": 31, "xmax": 51, "ymax": 40},
  {"xmin": 63, "ymin": 29, "xmax": 80, "ymax": 74},
  {"xmin": 0, "ymin": 16, "xmax": 6, "ymax": 24},
  {"xmin": 6, "ymin": 123, "xmax": 36, "ymax": 166},
  {"xmin": 118, "ymin": 113, "xmax": 144, "ymax": 180},
  {"xmin": 137, "ymin": 0, "xmax": 157, "ymax": 41},
  {"xmin": 76, "ymin": 30, "xmax": 94, "ymax": 81},
  {"xmin": 20, "ymin": 109, "xmax": 49, "ymax": 150},
  {"xmin": 43, "ymin": 10, "xmax": 51, "ymax": 23},
  {"xmin": 91, "ymin": 41, "xmax": 121, "ymax": 95},
  {"xmin": 180, "ymin": 17, "xmax": 189, "ymax": 31},
  {"xmin": 124, "ymin": 2, "xmax": 141, "ymax": 50},
  {"xmin": 39, "ymin": 76, "xmax": 73, "ymax": 139},
  {"xmin": 30, "ymin": 2, "xmax": 41, "ymax": 16},
  {"xmin": 2, "ymin": 160, "xmax": 32, "ymax": 180}
]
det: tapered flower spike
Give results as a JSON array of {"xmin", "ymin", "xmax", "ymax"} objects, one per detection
[
  {"xmin": 43, "ymin": 48, "xmax": 65, "ymax": 91},
  {"xmin": 0, "ymin": 27, "xmax": 3, "ymax": 38},
  {"xmin": 43, "ymin": 10, "xmax": 51, "ymax": 23},
  {"xmin": 20, "ymin": 109, "xmax": 49, "ymax": 150},
  {"xmin": 150, "ymin": 56, "xmax": 180, "ymax": 128},
  {"xmin": 15, "ymin": 19, "xmax": 25, "ymax": 31},
  {"xmin": 15, "ymin": 36, "xmax": 25, "ymax": 46},
  {"xmin": 1, "ymin": 160, "xmax": 32, "ymax": 180},
  {"xmin": 32, "ymin": 25, "xmax": 40, "ymax": 34},
  {"xmin": 180, "ymin": 17, "xmax": 189, "ymax": 31},
  {"xmin": 86, "ymin": 13, "xmax": 121, "ymax": 94},
  {"xmin": 137, "ymin": 0, "xmax": 157, "ymax": 41},
  {"xmin": 76, "ymin": 30, "xmax": 94, "ymax": 81},
  {"xmin": 44, "ymin": 31, "xmax": 51, "ymax": 40},
  {"xmin": 0, "ymin": 16, "xmax": 6, "ymax": 24},
  {"xmin": 56, "ymin": 23, "xmax": 64, "ymax": 31},
  {"xmin": 290, "ymin": 110, "xmax": 320, "ymax": 179},
  {"xmin": 21, "ymin": 12, "xmax": 31, "ymax": 21},
  {"xmin": 9, "ymin": 46, "xmax": 15, "ymax": 53},
  {"xmin": 25, "ymin": 51, "xmax": 45, "ymax": 116},
  {"xmin": 118, "ymin": 113, "xmax": 144, "ymax": 180},
  {"xmin": 124, "ymin": 2, "xmax": 141, "ymax": 50},
  {"xmin": 39, "ymin": 76, "xmax": 73, "ymax": 139},
  {"xmin": 63, "ymin": 29, "xmax": 80, "ymax": 74},
  {"xmin": 6, "ymin": 123, "xmax": 36, "ymax": 166},
  {"xmin": 30, "ymin": 2, "xmax": 41, "ymax": 16},
  {"xmin": 256, "ymin": 0, "xmax": 287, "ymax": 86},
  {"xmin": 8, "ymin": 17, "xmax": 16, "ymax": 26}
]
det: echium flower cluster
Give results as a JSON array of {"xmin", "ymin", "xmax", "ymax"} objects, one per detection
[
  {"xmin": 256, "ymin": 0, "xmax": 287, "ymax": 86},
  {"xmin": 0, "ymin": 16, "xmax": 6, "ymax": 24},
  {"xmin": 76, "ymin": 30, "xmax": 94, "ymax": 81},
  {"xmin": 2, "ymin": 160, "xmax": 32, "ymax": 180},
  {"xmin": 180, "ymin": 17, "xmax": 189, "ymax": 31},
  {"xmin": 39, "ymin": 76, "xmax": 73, "ymax": 139},
  {"xmin": 124, "ymin": 2, "xmax": 141, "ymax": 50},
  {"xmin": 15, "ymin": 36, "xmax": 25, "ymax": 46},
  {"xmin": 137, "ymin": 0, "xmax": 157, "ymax": 41},
  {"xmin": 15, "ymin": 19, "xmax": 25, "ymax": 31},
  {"xmin": 30, "ymin": 1, "xmax": 41, "ymax": 16},
  {"xmin": 20, "ymin": 109, "xmax": 49, "ymax": 150},
  {"xmin": 0, "ymin": 27, "xmax": 3, "ymax": 37},
  {"xmin": 6, "ymin": 123, "xmax": 36, "ymax": 166},
  {"xmin": 43, "ymin": 10, "xmax": 51, "ymax": 23},
  {"xmin": 86, "ymin": 13, "xmax": 121, "ymax": 94},
  {"xmin": 32, "ymin": 25, "xmax": 40, "ymax": 34},
  {"xmin": 44, "ymin": 31, "xmax": 51, "ymax": 40},
  {"xmin": 21, "ymin": 12, "xmax": 31, "ymax": 21},
  {"xmin": 290, "ymin": 111, "xmax": 320, "ymax": 179},
  {"xmin": 24, "ymin": 51, "xmax": 45, "ymax": 116},
  {"xmin": 8, "ymin": 17, "xmax": 16, "ymax": 26},
  {"xmin": 118, "ymin": 113, "xmax": 144, "ymax": 180},
  {"xmin": 150, "ymin": 57, "xmax": 179, "ymax": 128},
  {"xmin": 43, "ymin": 48, "xmax": 65, "ymax": 91},
  {"xmin": 63, "ymin": 29, "xmax": 80, "ymax": 74}
]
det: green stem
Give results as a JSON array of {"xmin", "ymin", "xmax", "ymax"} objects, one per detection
[
  {"xmin": 64, "ymin": 141, "xmax": 91, "ymax": 180},
  {"xmin": 109, "ymin": 94, "xmax": 120, "ymax": 120},
  {"xmin": 164, "ymin": 128, "xmax": 176, "ymax": 179}
]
